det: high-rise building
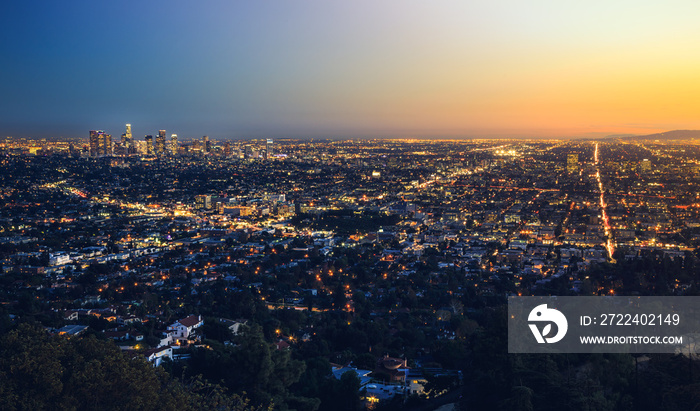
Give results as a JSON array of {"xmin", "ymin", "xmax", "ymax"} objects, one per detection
[
  {"xmin": 567, "ymin": 154, "xmax": 578, "ymax": 173},
  {"xmin": 224, "ymin": 141, "xmax": 232, "ymax": 157},
  {"xmin": 124, "ymin": 124, "xmax": 133, "ymax": 154},
  {"xmin": 135, "ymin": 140, "xmax": 146, "ymax": 155},
  {"xmin": 170, "ymin": 134, "xmax": 178, "ymax": 155},
  {"xmin": 156, "ymin": 130, "xmax": 166, "ymax": 155},
  {"xmin": 145, "ymin": 135, "xmax": 154, "ymax": 156},
  {"xmin": 203, "ymin": 136, "xmax": 210, "ymax": 153},
  {"xmin": 89, "ymin": 130, "xmax": 111, "ymax": 157},
  {"xmin": 195, "ymin": 195, "xmax": 212, "ymax": 210},
  {"xmin": 89, "ymin": 130, "xmax": 100, "ymax": 157},
  {"xmin": 244, "ymin": 145, "xmax": 254, "ymax": 159},
  {"xmin": 266, "ymin": 139, "xmax": 273, "ymax": 158},
  {"xmin": 103, "ymin": 132, "xmax": 112, "ymax": 156}
]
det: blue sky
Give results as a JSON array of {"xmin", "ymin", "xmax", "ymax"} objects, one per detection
[{"xmin": 3, "ymin": 1, "xmax": 700, "ymax": 140}]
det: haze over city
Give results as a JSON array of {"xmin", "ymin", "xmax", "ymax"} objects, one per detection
[{"xmin": 4, "ymin": 0, "xmax": 700, "ymax": 139}]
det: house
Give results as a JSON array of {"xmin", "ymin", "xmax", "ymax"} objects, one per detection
[
  {"xmin": 91, "ymin": 308, "xmax": 118, "ymax": 322},
  {"xmin": 275, "ymin": 339, "xmax": 290, "ymax": 350},
  {"xmin": 143, "ymin": 345, "xmax": 173, "ymax": 366},
  {"xmin": 56, "ymin": 324, "xmax": 88, "ymax": 337},
  {"xmin": 372, "ymin": 355, "xmax": 408, "ymax": 383},
  {"xmin": 332, "ymin": 364, "xmax": 405, "ymax": 405},
  {"xmin": 218, "ymin": 318, "xmax": 247, "ymax": 335},
  {"xmin": 121, "ymin": 316, "xmax": 142, "ymax": 325},
  {"xmin": 167, "ymin": 315, "xmax": 203, "ymax": 344},
  {"xmin": 103, "ymin": 330, "xmax": 130, "ymax": 341},
  {"xmin": 157, "ymin": 332, "xmax": 173, "ymax": 348}
]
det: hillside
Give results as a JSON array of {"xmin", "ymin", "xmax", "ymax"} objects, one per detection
[{"xmin": 623, "ymin": 130, "xmax": 700, "ymax": 140}]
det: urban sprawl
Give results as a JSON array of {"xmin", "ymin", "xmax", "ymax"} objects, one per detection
[{"xmin": 2, "ymin": 129, "xmax": 700, "ymax": 409}]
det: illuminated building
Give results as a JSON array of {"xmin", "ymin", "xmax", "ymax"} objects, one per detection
[
  {"xmin": 89, "ymin": 130, "xmax": 99, "ymax": 157},
  {"xmin": 89, "ymin": 130, "xmax": 111, "ymax": 157},
  {"xmin": 203, "ymin": 136, "xmax": 210, "ymax": 153},
  {"xmin": 244, "ymin": 145, "xmax": 256, "ymax": 159},
  {"xmin": 122, "ymin": 124, "xmax": 133, "ymax": 154},
  {"xmin": 267, "ymin": 138, "xmax": 273, "ymax": 158},
  {"xmin": 103, "ymin": 132, "xmax": 112, "ymax": 156},
  {"xmin": 145, "ymin": 135, "xmax": 154, "ymax": 156},
  {"xmin": 156, "ymin": 130, "xmax": 166, "ymax": 155},
  {"xmin": 224, "ymin": 141, "xmax": 232, "ymax": 157},
  {"xmin": 170, "ymin": 134, "xmax": 178, "ymax": 155},
  {"xmin": 195, "ymin": 195, "xmax": 212, "ymax": 210},
  {"xmin": 134, "ymin": 140, "xmax": 146, "ymax": 154}
]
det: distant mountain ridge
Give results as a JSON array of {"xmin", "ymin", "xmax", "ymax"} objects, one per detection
[{"xmin": 619, "ymin": 130, "xmax": 700, "ymax": 140}]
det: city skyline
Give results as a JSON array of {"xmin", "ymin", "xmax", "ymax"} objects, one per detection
[
  {"xmin": 4, "ymin": 1, "xmax": 700, "ymax": 139},
  {"xmin": 5, "ymin": 2, "xmax": 700, "ymax": 408}
]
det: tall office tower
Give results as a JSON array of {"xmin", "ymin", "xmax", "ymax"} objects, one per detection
[
  {"xmin": 640, "ymin": 159, "xmax": 651, "ymax": 173},
  {"xmin": 223, "ymin": 141, "xmax": 232, "ymax": 157},
  {"xmin": 244, "ymin": 145, "xmax": 254, "ymax": 158},
  {"xmin": 102, "ymin": 132, "xmax": 112, "ymax": 156},
  {"xmin": 203, "ymin": 136, "xmax": 211, "ymax": 153},
  {"xmin": 266, "ymin": 139, "xmax": 273, "ymax": 157},
  {"xmin": 134, "ymin": 140, "xmax": 146, "ymax": 155},
  {"xmin": 124, "ymin": 124, "xmax": 133, "ymax": 153},
  {"xmin": 195, "ymin": 195, "xmax": 212, "ymax": 210},
  {"xmin": 120, "ymin": 132, "xmax": 128, "ymax": 156},
  {"xmin": 89, "ymin": 130, "xmax": 100, "ymax": 157},
  {"xmin": 145, "ymin": 135, "xmax": 154, "ymax": 156},
  {"xmin": 567, "ymin": 154, "xmax": 578, "ymax": 173},
  {"xmin": 89, "ymin": 130, "xmax": 111, "ymax": 156},
  {"xmin": 170, "ymin": 134, "xmax": 178, "ymax": 155},
  {"xmin": 156, "ymin": 130, "xmax": 166, "ymax": 155}
]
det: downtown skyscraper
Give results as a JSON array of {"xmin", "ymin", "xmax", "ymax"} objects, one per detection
[
  {"xmin": 89, "ymin": 130, "xmax": 111, "ymax": 157},
  {"xmin": 145, "ymin": 135, "xmax": 154, "ymax": 156},
  {"xmin": 156, "ymin": 130, "xmax": 166, "ymax": 156},
  {"xmin": 170, "ymin": 134, "xmax": 178, "ymax": 155},
  {"xmin": 121, "ymin": 124, "xmax": 133, "ymax": 154}
]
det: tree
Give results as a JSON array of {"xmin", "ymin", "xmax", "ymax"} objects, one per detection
[
  {"xmin": 334, "ymin": 371, "xmax": 362, "ymax": 411},
  {"xmin": 186, "ymin": 323, "xmax": 309, "ymax": 409},
  {"xmin": 0, "ymin": 323, "xmax": 256, "ymax": 410},
  {"xmin": 499, "ymin": 385, "xmax": 534, "ymax": 411},
  {"xmin": 423, "ymin": 374, "xmax": 459, "ymax": 398}
]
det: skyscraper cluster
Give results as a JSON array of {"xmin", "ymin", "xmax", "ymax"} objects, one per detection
[
  {"xmin": 89, "ymin": 130, "xmax": 111, "ymax": 157},
  {"xmin": 87, "ymin": 125, "xmax": 276, "ymax": 159},
  {"xmin": 89, "ymin": 124, "xmax": 183, "ymax": 157}
]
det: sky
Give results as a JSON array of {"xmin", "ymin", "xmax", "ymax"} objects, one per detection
[{"xmin": 3, "ymin": 0, "xmax": 700, "ymax": 140}]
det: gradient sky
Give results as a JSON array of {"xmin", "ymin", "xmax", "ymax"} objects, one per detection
[{"xmin": 3, "ymin": 0, "xmax": 700, "ymax": 139}]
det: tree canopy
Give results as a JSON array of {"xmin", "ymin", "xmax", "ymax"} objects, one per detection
[{"xmin": 0, "ymin": 323, "xmax": 255, "ymax": 411}]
